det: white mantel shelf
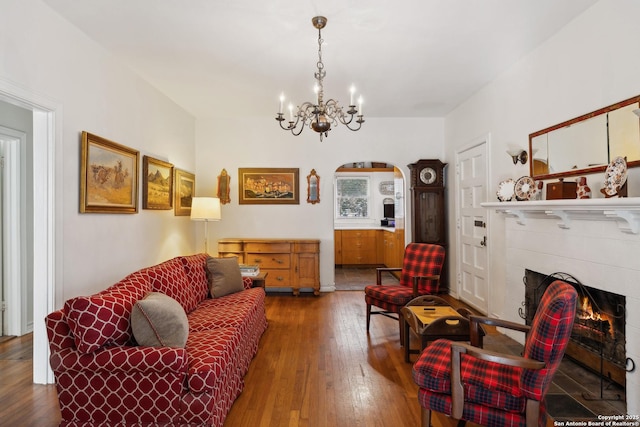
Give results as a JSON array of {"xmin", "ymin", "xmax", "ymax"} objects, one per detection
[{"xmin": 481, "ymin": 198, "xmax": 640, "ymax": 234}]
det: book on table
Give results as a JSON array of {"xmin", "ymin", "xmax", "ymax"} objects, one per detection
[{"xmin": 239, "ymin": 264, "xmax": 260, "ymax": 277}]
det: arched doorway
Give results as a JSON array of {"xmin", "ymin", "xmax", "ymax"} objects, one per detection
[{"xmin": 333, "ymin": 161, "xmax": 405, "ymax": 291}]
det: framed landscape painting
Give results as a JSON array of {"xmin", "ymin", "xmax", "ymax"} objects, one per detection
[
  {"xmin": 142, "ymin": 156, "xmax": 173, "ymax": 210},
  {"xmin": 238, "ymin": 167, "xmax": 299, "ymax": 205},
  {"xmin": 80, "ymin": 131, "xmax": 139, "ymax": 214},
  {"xmin": 174, "ymin": 169, "xmax": 195, "ymax": 216}
]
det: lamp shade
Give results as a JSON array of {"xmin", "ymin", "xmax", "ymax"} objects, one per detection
[{"xmin": 190, "ymin": 197, "xmax": 221, "ymax": 221}]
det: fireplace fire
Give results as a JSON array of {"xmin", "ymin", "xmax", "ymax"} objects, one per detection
[{"xmin": 522, "ymin": 270, "xmax": 627, "ymax": 387}]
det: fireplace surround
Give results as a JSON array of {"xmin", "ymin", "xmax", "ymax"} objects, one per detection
[{"xmin": 482, "ymin": 198, "xmax": 640, "ymax": 414}]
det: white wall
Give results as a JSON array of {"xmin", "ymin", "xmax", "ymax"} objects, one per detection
[
  {"xmin": 0, "ymin": 0, "xmax": 197, "ymax": 303},
  {"xmin": 195, "ymin": 116, "xmax": 444, "ymax": 291},
  {"xmin": 444, "ymin": 0, "xmax": 640, "ymax": 318}
]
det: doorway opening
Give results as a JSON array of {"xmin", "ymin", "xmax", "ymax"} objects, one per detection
[
  {"xmin": 333, "ymin": 161, "xmax": 405, "ymax": 291},
  {"xmin": 0, "ymin": 80, "xmax": 61, "ymax": 385}
]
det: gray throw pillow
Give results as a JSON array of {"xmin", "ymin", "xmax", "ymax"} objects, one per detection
[
  {"xmin": 131, "ymin": 292, "xmax": 188, "ymax": 347},
  {"xmin": 207, "ymin": 257, "xmax": 244, "ymax": 297}
]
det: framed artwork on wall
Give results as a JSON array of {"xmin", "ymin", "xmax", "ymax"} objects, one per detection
[
  {"xmin": 174, "ymin": 169, "xmax": 195, "ymax": 216},
  {"xmin": 142, "ymin": 156, "xmax": 174, "ymax": 210},
  {"xmin": 238, "ymin": 167, "xmax": 299, "ymax": 205},
  {"xmin": 80, "ymin": 131, "xmax": 139, "ymax": 214}
]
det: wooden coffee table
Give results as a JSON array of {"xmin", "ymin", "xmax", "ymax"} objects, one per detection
[{"xmin": 401, "ymin": 296, "xmax": 479, "ymax": 362}]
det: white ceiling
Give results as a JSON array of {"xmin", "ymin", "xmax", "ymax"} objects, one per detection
[{"xmin": 42, "ymin": 0, "xmax": 598, "ymax": 119}]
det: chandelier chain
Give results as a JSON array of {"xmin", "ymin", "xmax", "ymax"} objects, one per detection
[{"xmin": 315, "ymin": 28, "xmax": 325, "ymax": 105}]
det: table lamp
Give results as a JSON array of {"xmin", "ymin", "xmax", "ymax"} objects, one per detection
[{"xmin": 190, "ymin": 197, "xmax": 221, "ymax": 254}]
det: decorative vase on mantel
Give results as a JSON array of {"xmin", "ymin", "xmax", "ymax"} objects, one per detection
[{"xmin": 577, "ymin": 177, "xmax": 591, "ymax": 199}]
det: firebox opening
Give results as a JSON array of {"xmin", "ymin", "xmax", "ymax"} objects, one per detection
[{"xmin": 522, "ymin": 270, "xmax": 626, "ymax": 387}]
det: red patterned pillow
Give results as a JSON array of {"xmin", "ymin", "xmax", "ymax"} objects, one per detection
[
  {"xmin": 148, "ymin": 257, "xmax": 200, "ymax": 313},
  {"xmin": 180, "ymin": 254, "xmax": 209, "ymax": 302},
  {"xmin": 64, "ymin": 270, "xmax": 151, "ymax": 353}
]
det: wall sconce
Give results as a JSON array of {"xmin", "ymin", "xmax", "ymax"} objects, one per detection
[
  {"xmin": 506, "ymin": 148, "xmax": 528, "ymax": 165},
  {"xmin": 190, "ymin": 197, "xmax": 221, "ymax": 254}
]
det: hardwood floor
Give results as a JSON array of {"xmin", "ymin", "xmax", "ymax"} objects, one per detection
[
  {"xmin": 1, "ymin": 290, "xmax": 587, "ymax": 427},
  {"xmin": 0, "ymin": 333, "xmax": 60, "ymax": 426},
  {"xmin": 224, "ymin": 290, "xmax": 426, "ymax": 427}
]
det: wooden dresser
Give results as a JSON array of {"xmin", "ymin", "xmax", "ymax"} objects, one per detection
[{"xmin": 217, "ymin": 238, "xmax": 320, "ymax": 296}]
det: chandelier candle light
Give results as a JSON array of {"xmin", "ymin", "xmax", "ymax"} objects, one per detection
[{"xmin": 276, "ymin": 16, "xmax": 365, "ymax": 141}]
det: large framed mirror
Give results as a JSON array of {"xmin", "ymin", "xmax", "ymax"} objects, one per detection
[{"xmin": 529, "ymin": 95, "xmax": 640, "ymax": 180}]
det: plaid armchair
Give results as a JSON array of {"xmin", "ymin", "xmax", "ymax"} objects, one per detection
[
  {"xmin": 412, "ymin": 280, "xmax": 577, "ymax": 427},
  {"xmin": 365, "ymin": 243, "xmax": 445, "ymax": 343}
]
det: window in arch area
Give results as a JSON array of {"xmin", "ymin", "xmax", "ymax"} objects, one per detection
[{"xmin": 335, "ymin": 176, "xmax": 370, "ymax": 218}]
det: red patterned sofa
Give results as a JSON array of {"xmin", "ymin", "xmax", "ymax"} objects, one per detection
[{"xmin": 45, "ymin": 253, "xmax": 267, "ymax": 427}]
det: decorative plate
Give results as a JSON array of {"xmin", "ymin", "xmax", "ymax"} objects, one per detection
[
  {"xmin": 603, "ymin": 156, "xmax": 627, "ymax": 196},
  {"xmin": 514, "ymin": 176, "xmax": 536, "ymax": 201},
  {"xmin": 497, "ymin": 179, "xmax": 515, "ymax": 202}
]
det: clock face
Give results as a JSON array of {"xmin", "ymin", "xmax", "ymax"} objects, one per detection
[{"xmin": 419, "ymin": 167, "xmax": 437, "ymax": 185}]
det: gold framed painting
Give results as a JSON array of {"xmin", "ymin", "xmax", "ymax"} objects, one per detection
[
  {"xmin": 80, "ymin": 131, "xmax": 139, "ymax": 214},
  {"xmin": 174, "ymin": 169, "xmax": 195, "ymax": 216},
  {"xmin": 142, "ymin": 156, "xmax": 174, "ymax": 210},
  {"xmin": 238, "ymin": 167, "xmax": 299, "ymax": 205}
]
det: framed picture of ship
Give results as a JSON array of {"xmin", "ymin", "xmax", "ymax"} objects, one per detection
[{"xmin": 238, "ymin": 168, "xmax": 299, "ymax": 205}]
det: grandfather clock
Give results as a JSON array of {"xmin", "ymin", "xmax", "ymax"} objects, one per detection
[{"xmin": 408, "ymin": 159, "xmax": 448, "ymax": 291}]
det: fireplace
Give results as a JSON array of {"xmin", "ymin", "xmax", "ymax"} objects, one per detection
[{"xmin": 522, "ymin": 270, "xmax": 627, "ymax": 386}]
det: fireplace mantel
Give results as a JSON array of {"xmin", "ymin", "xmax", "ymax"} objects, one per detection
[{"xmin": 481, "ymin": 197, "xmax": 640, "ymax": 234}]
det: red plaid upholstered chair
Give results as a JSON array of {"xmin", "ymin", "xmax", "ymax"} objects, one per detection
[
  {"xmin": 412, "ymin": 280, "xmax": 577, "ymax": 427},
  {"xmin": 365, "ymin": 243, "xmax": 445, "ymax": 343}
]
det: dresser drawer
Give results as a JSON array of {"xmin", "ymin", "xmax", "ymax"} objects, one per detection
[
  {"xmin": 217, "ymin": 241, "xmax": 244, "ymax": 252},
  {"xmin": 218, "ymin": 253, "xmax": 244, "ymax": 263},
  {"xmin": 246, "ymin": 253, "xmax": 290, "ymax": 269},
  {"xmin": 245, "ymin": 242, "xmax": 291, "ymax": 253},
  {"xmin": 295, "ymin": 242, "xmax": 319, "ymax": 253},
  {"xmin": 264, "ymin": 269, "xmax": 291, "ymax": 287}
]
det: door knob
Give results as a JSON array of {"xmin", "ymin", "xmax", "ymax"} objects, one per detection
[{"xmin": 480, "ymin": 236, "xmax": 487, "ymax": 247}]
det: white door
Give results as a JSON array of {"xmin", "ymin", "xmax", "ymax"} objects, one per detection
[
  {"xmin": 0, "ymin": 140, "xmax": 3, "ymax": 336},
  {"xmin": 456, "ymin": 139, "xmax": 489, "ymax": 314},
  {"xmin": 0, "ymin": 127, "xmax": 26, "ymax": 337}
]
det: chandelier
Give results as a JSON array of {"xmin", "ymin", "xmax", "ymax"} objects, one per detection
[{"xmin": 276, "ymin": 16, "xmax": 365, "ymax": 141}]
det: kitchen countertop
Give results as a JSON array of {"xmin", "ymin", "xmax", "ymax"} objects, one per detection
[{"xmin": 334, "ymin": 225, "xmax": 397, "ymax": 232}]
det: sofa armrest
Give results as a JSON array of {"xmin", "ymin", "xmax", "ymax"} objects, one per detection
[{"xmin": 50, "ymin": 345, "xmax": 188, "ymax": 375}]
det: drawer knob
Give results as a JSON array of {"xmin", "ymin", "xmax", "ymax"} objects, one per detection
[
  {"xmin": 273, "ymin": 258, "xmax": 283, "ymax": 264},
  {"xmin": 253, "ymin": 258, "xmax": 262, "ymax": 263},
  {"xmin": 276, "ymin": 276, "xmax": 284, "ymax": 281}
]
